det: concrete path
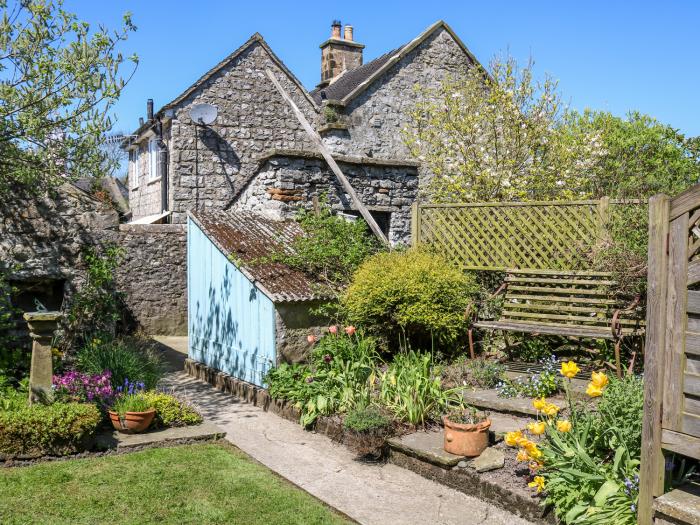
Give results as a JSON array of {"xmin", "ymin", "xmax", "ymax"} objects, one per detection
[{"xmin": 156, "ymin": 337, "xmax": 534, "ymax": 525}]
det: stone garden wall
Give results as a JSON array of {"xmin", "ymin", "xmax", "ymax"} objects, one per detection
[
  {"xmin": 0, "ymin": 183, "xmax": 187, "ymax": 336},
  {"xmin": 115, "ymin": 224, "xmax": 187, "ymax": 335}
]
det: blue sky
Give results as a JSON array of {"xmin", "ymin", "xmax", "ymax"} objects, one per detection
[{"xmin": 66, "ymin": 1, "xmax": 700, "ymax": 136}]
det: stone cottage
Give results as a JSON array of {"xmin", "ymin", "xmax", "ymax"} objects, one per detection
[{"xmin": 123, "ymin": 20, "xmax": 482, "ymax": 244}]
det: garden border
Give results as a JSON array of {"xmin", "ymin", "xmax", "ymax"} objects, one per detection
[{"xmin": 185, "ymin": 358, "xmax": 553, "ymax": 523}]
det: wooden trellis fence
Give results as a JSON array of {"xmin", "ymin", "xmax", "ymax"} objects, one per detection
[{"xmin": 411, "ymin": 198, "xmax": 637, "ymax": 271}]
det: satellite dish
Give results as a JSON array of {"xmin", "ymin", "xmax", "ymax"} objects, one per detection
[{"xmin": 189, "ymin": 103, "xmax": 218, "ymax": 125}]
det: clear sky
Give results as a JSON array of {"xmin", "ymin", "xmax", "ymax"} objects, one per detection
[{"xmin": 66, "ymin": 0, "xmax": 700, "ymax": 137}]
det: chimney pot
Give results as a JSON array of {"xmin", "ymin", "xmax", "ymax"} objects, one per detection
[
  {"xmin": 344, "ymin": 25, "xmax": 353, "ymax": 41},
  {"xmin": 331, "ymin": 20, "xmax": 341, "ymax": 39},
  {"xmin": 139, "ymin": 117, "xmax": 144, "ymax": 126},
  {"xmin": 147, "ymin": 99, "xmax": 154, "ymax": 121}
]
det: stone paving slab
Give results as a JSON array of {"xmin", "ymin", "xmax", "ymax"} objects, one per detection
[
  {"xmin": 93, "ymin": 421, "xmax": 226, "ymax": 450},
  {"xmin": 463, "ymin": 389, "xmax": 565, "ymax": 417},
  {"xmin": 653, "ymin": 482, "xmax": 700, "ymax": 525},
  {"xmin": 388, "ymin": 431, "xmax": 464, "ymax": 467}
]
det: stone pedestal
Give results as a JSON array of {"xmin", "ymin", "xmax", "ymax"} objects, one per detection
[{"xmin": 24, "ymin": 311, "xmax": 62, "ymax": 405}]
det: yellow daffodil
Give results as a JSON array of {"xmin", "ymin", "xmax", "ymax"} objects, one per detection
[
  {"xmin": 556, "ymin": 420, "xmax": 572, "ymax": 433},
  {"xmin": 522, "ymin": 441, "xmax": 542, "ymax": 459},
  {"xmin": 532, "ymin": 397, "xmax": 547, "ymax": 411},
  {"xmin": 560, "ymin": 361, "xmax": 580, "ymax": 379},
  {"xmin": 516, "ymin": 449, "xmax": 530, "ymax": 462},
  {"xmin": 528, "ymin": 475, "xmax": 545, "ymax": 493},
  {"xmin": 586, "ymin": 382, "xmax": 603, "ymax": 397},
  {"xmin": 527, "ymin": 421, "xmax": 546, "ymax": 435},
  {"xmin": 504, "ymin": 430, "xmax": 523, "ymax": 447},
  {"xmin": 542, "ymin": 403, "xmax": 560, "ymax": 417},
  {"xmin": 590, "ymin": 371, "xmax": 609, "ymax": 389}
]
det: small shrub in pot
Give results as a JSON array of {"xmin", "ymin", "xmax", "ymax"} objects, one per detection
[{"xmin": 443, "ymin": 407, "xmax": 491, "ymax": 457}]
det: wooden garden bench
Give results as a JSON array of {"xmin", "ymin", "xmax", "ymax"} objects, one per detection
[{"xmin": 473, "ymin": 269, "xmax": 645, "ymax": 376}]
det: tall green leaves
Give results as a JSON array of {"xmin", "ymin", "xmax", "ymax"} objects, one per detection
[{"xmin": 0, "ymin": 0, "xmax": 138, "ymax": 193}]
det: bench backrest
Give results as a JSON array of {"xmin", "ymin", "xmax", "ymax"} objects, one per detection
[{"xmin": 501, "ymin": 269, "xmax": 644, "ymax": 335}]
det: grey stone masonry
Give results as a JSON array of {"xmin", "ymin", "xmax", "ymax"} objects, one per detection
[
  {"xmin": 164, "ymin": 40, "xmax": 318, "ymax": 224},
  {"xmin": 233, "ymin": 151, "xmax": 419, "ymax": 245},
  {"xmin": 340, "ymin": 26, "xmax": 473, "ymax": 162},
  {"xmin": 115, "ymin": 224, "xmax": 187, "ymax": 335}
]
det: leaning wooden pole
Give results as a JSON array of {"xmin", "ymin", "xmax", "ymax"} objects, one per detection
[
  {"xmin": 265, "ymin": 69, "xmax": 389, "ymax": 245},
  {"xmin": 637, "ymin": 194, "xmax": 670, "ymax": 525}
]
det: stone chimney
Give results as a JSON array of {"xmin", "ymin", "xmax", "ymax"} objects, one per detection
[{"xmin": 319, "ymin": 20, "xmax": 364, "ymax": 88}]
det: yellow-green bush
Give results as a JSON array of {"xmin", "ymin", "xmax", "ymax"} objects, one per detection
[
  {"xmin": 142, "ymin": 391, "xmax": 202, "ymax": 428},
  {"xmin": 341, "ymin": 250, "xmax": 480, "ymax": 351},
  {"xmin": 0, "ymin": 402, "xmax": 101, "ymax": 458}
]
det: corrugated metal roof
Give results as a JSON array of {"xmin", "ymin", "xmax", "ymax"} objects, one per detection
[{"xmin": 189, "ymin": 210, "xmax": 328, "ymax": 303}]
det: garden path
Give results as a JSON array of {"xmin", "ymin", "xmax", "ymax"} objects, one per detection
[{"xmin": 155, "ymin": 337, "xmax": 535, "ymax": 525}]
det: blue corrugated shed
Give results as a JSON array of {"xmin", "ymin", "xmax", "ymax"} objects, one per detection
[{"xmin": 187, "ymin": 210, "xmax": 327, "ymax": 387}]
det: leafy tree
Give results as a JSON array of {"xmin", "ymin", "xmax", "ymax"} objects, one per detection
[
  {"xmin": 0, "ymin": 0, "xmax": 137, "ymax": 194},
  {"xmin": 566, "ymin": 110, "xmax": 700, "ymax": 199},
  {"xmin": 403, "ymin": 55, "xmax": 603, "ymax": 202}
]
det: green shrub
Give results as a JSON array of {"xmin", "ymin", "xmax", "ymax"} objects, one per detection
[
  {"xmin": 379, "ymin": 350, "xmax": 462, "ymax": 426},
  {"xmin": 270, "ymin": 203, "xmax": 382, "ymax": 292},
  {"xmin": 0, "ymin": 267, "xmax": 26, "ymax": 379},
  {"xmin": 343, "ymin": 406, "xmax": 391, "ymax": 433},
  {"xmin": 62, "ymin": 246, "xmax": 125, "ymax": 353},
  {"xmin": 0, "ymin": 402, "xmax": 101, "ymax": 457},
  {"xmin": 592, "ymin": 375, "xmax": 644, "ymax": 459},
  {"xmin": 341, "ymin": 250, "xmax": 481, "ymax": 351},
  {"xmin": 265, "ymin": 331, "xmax": 380, "ymax": 427},
  {"xmin": 76, "ymin": 336, "xmax": 164, "ymax": 390},
  {"xmin": 142, "ymin": 391, "xmax": 203, "ymax": 428}
]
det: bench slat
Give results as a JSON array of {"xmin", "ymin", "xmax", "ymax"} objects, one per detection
[
  {"xmin": 507, "ymin": 285, "xmax": 612, "ymax": 296},
  {"xmin": 505, "ymin": 293, "xmax": 620, "ymax": 306},
  {"xmin": 501, "ymin": 309, "xmax": 643, "ymax": 326},
  {"xmin": 507, "ymin": 268, "xmax": 615, "ymax": 277},
  {"xmin": 506, "ymin": 276, "xmax": 618, "ymax": 286},
  {"xmin": 474, "ymin": 320, "xmax": 618, "ymax": 339},
  {"xmin": 503, "ymin": 301, "xmax": 614, "ymax": 316}
]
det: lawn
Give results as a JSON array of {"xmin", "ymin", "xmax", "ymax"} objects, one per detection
[{"xmin": 0, "ymin": 443, "xmax": 350, "ymax": 525}]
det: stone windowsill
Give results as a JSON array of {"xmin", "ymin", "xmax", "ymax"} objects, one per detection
[{"xmin": 147, "ymin": 177, "xmax": 162, "ymax": 186}]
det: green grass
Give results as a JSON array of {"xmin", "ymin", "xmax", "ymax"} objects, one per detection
[{"xmin": 0, "ymin": 443, "xmax": 350, "ymax": 525}]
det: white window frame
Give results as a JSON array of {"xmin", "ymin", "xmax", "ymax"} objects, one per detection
[
  {"xmin": 129, "ymin": 148, "xmax": 140, "ymax": 189},
  {"xmin": 148, "ymin": 138, "xmax": 159, "ymax": 182}
]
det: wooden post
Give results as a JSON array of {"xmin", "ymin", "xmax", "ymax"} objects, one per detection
[
  {"xmin": 638, "ymin": 194, "xmax": 670, "ymax": 525},
  {"xmin": 264, "ymin": 69, "xmax": 389, "ymax": 246},
  {"xmin": 411, "ymin": 201, "xmax": 421, "ymax": 248},
  {"xmin": 597, "ymin": 196, "xmax": 611, "ymax": 246}
]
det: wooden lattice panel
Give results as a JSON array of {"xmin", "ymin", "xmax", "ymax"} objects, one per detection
[{"xmin": 414, "ymin": 201, "xmax": 605, "ymax": 271}]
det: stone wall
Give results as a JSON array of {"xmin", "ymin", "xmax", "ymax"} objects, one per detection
[
  {"xmin": 274, "ymin": 301, "xmax": 328, "ymax": 365},
  {"xmin": 0, "ymin": 183, "xmax": 120, "ymax": 289},
  {"xmin": 115, "ymin": 224, "xmax": 187, "ymax": 335},
  {"xmin": 165, "ymin": 40, "xmax": 319, "ymax": 223},
  {"xmin": 233, "ymin": 152, "xmax": 419, "ymax": 245}
]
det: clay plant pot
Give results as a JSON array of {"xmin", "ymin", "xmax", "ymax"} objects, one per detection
[
  {"xmin": 443, "ymin": 415, "xmax": 491, "ymax": 457},
  {"xmin": 109, "ymin": 409, "xmax": 156, "ymax": 434}
]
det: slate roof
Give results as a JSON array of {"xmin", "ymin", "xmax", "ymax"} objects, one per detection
[
  {"xmin": 188, "ymin": 209, "xmax": 328, "ymax": 303},
  {"xmin": 310, "ymin": 46, "xmax": 403, "ymax": 105}
]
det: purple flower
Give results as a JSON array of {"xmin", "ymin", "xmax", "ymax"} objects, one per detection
[{"xmin": 323, "ymin": 354, "xmax": 332, "ymax": 364}]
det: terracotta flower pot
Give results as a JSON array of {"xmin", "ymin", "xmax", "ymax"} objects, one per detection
[
  {"xmin": 443, "ymin": 415, "xmax": 491, "ymax": 457},
  {"xmin": 109, "ymin": 409, "xmax": 156, "ymax": 434}
]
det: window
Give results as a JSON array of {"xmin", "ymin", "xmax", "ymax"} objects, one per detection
[
  {"xmin": 343, "ymin": 210, "xmax": 392, "ymax": 239},
  {"xmin": 129, "ymin": 148, "xmax": 140, "ymax": 189},
  {"xmin": 148, "ymin": 139, "xmax": 159, "ymax": 182}
]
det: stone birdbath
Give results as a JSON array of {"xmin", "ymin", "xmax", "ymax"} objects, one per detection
[{"xmin": 24, "ymin": 311, "xmax": 62, "ymax": 405}]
